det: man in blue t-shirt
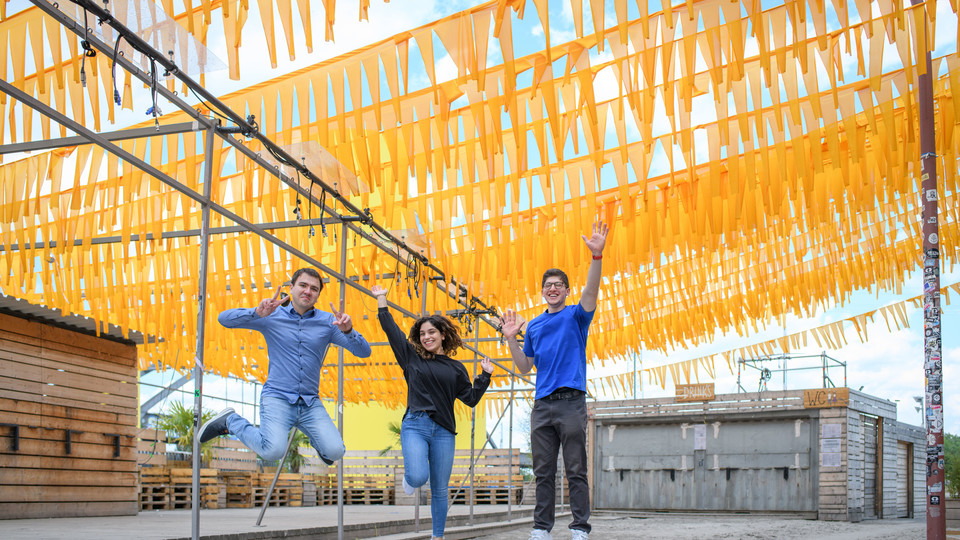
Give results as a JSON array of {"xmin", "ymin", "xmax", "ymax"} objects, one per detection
[{"xmin": 501, "ymin": 222, "xmax": 608, "ymax": 540}]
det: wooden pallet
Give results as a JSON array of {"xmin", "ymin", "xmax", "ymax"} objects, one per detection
[
  {"xmin": 253, "ymin": 486, "xmax": 291, "ymax": 506},
  {"xmin": 220, "ymin": 471, "xmax": 254, "ymax": 508},
  {"xmin": 342, "ymin": 488, "xmax": 394, "ymax": 505},
  {"xmin": 138, "ymin": 486, "xmax": 169, "ymax": 510}
]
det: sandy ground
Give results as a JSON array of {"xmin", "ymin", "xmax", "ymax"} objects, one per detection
[{"xmin": 471, "ymin": 513, "xmax": 929, "ymax": 540}]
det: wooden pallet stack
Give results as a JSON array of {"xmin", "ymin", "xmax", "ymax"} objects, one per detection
[
  {"xmin": 400, "ymin": 449, "xmax": 524, "ymax": 506},
  {"xmin": 219, "ymin": 471, "xmax": 254, "ymax": 508},
  {"xmin": 169, "ymin": 468, "xmax": 222, "ymax": 509},
  {"xmin": 138, "ymin": 467, "xmax": 170, "ymax": 510},
  {"xmin": 252, "ymin": 473, "xmax": 303, "ymax": 507},
  {"xmin": 305, "ymin": 450, "xmax": 400, "ymax": 505}
]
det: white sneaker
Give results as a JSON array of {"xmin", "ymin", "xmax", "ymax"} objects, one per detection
[
  {"xmin": 570, "ymin": 530, "xmax": 589, "ymax": 540},
  {"xmin": 402, "ymin": 475, "xmax": 415, "ymax": 495},
  {"xmin": 528, "ymin": 530, "xmax": 552, "ymax": 540}
]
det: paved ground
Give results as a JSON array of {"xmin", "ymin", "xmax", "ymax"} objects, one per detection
[
  {"xmin": 1, "ymin": 506, "xmax": 954, "ymax": 540},
  {"xmin": 472, "ymin": 513, "xmax": 937, "ymax": 540}
]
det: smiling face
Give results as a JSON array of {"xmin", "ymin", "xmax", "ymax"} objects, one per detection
[
  {"xmin": 289, "ymin": 273, "xmax": 322, "ymax": 314},
  {"xmin": 541, "ymin": 277, "xmax": 569, "ymax": 311},
  {"xmin": 418, "ymin": 321, "xmax": 444, "ymax": 355}
]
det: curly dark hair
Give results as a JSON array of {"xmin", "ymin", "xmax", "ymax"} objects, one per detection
[{"xmin": 407, "ymin": 315, "xmax": 463, "ymax": 359}]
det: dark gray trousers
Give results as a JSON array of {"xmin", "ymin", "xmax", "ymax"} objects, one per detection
[{"xmin": 530, "ymin": 394, "xmax": 590, "ymax": 533}]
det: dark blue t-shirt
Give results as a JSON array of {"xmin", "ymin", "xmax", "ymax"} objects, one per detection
[{"xmin": 523, "ymin": 304, "xmax": 594, "ymax": 399}]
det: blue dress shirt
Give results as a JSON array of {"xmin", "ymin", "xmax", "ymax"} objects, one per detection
[{"xmin": 219, "ymin": 304, "xmax": 372, "ymax": 406}]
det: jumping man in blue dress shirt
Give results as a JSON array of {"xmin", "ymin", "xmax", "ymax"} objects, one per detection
[
  {"xmin": 198, "ymin": 268, "xmax": 372, "ymax": 465},
  {"xmin": 501, "ymin": 221, "xmax": 609, "ymax": 540}
]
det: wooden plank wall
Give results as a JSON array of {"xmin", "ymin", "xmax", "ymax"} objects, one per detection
[
  {"xmin": 0, "ymin": 313, "xmax": 138, "ymax": 519},
  {"xmin": 817, "ymin": 408, "xmax": 848, "ymax": 521}
]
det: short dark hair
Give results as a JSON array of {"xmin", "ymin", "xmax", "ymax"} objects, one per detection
[
  {"xmin": 541, "ymin": 269, "xmax": 569, "ymax": 289},
  {"xmin": 291, "ymin": 268, "xmax": 324, "ymax": 292},
  {"xmin": 407, "ymin": 315, "xmax": 463, "ymax": 359}
]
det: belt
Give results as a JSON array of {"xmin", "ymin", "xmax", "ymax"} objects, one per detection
[{"xmin": 541, "ymin": 388, "xmax": 584, "ymax": 401}]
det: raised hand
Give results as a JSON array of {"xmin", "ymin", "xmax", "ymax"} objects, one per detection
[
  {"xmin": 371, "ymin": 284, "xmax": 388, "ymax": 309},
  {"xmin": 330, "ymin": 302, "xmax": 353, "ymax": 333},
  {"xmin": 255, "ymin": 285, "xmax": 286, "ymax": 318},
  {"xmin": 582, "ymin": 221, "xmax": 609, "ymax": 257},
  {"xmin": 480, "ymin": 357, "xmax": 494, "ymax": 374},
  {"xmin": 499, "ymin": 309, "xmax": 526, "ymax": 339}
]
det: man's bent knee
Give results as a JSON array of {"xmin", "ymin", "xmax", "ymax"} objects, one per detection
[
  {"xmin": 322, "ymin": 441, "xmax": 346, "ymax": 463},
  {"xmin": 260, "ymin": 446, "xmax": 287, "ymax": 462}
]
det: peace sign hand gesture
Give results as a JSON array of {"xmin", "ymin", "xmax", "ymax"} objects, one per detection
[
  {"xmin": 255, "ymin": 285, "xmax": 286, "ymax": 318},
  {"xmin": 330, "ymin": 302, "xmax": 354, "ymax": 333}
]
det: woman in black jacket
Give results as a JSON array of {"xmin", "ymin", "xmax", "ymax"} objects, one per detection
[{"xmin": 371, "ymin": 285, "xmax": 493, "ymax": 540}]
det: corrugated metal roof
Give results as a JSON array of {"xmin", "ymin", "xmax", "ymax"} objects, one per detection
[{"xmin": 0, "ymin": 295, "xmax": 147, "ymax": 345}]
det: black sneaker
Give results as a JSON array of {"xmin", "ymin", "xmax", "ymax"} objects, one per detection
[{"xmin": 197, "ymin": 408, "xmax": 235, "ymax": 443}]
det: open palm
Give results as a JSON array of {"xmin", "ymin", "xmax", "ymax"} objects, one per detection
[{"xmin": 582, "ymin": 221, "xmax": 609, "ymax": 255}]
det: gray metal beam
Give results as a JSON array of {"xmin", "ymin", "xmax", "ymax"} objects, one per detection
[
  {"xmin": 0, "ymin": 218, "xmax": 334, "ymax": 252},
  {"xmin": 140, "ymin": 373, "xmax": 191, "ymax": 424},
  {"xmin": 0, "ymin": 121, "xmax": 202, "ymax": 154}
]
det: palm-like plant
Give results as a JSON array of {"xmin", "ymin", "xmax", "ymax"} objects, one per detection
[
  {"xmin": 155, "ymin": 401, "xmax": 218, "ymax": 465},
  {"xmin": 379, "ymin": 421, "xmax": 402, "ymax": 456},
  {"xmin": 284, "ymin": 430, "xmax": 310, "ymax": 473}
]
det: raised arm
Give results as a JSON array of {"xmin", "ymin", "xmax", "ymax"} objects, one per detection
[
  {"xmin": 500, "ymin": 310, "xmax": 534, "ymax": 374},
  {"xmin": 328, "ymin": 301, "xmax": 372, "ymax": 358},
  {"xmin": 457, "ymin": 358, "xmax": 494, "ymax": 407},
  {"xmin": 372, "ymin": 285, "xmax": 415, "ymax": 368},
  {"xmin": 579, "ymin": 221, "xmax": 609, "ymax": 313}
]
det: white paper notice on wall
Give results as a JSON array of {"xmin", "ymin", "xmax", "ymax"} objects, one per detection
[
  {"xmin": 822, "ymin": 423, "xmax": 842, "ymax": 438},
  {"xmin": 821, "ymin": 438, "xmax": 842, "ymax": 453},
  {"xmin": 694, "ymin": 424, "xmax": 707, "ymax": 450},
  {"xmin": 821, "ymin": 452, "xmax": 842, "ymax": 467}
]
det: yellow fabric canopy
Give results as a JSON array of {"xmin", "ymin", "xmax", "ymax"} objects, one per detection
[{"xmin": 0, "ymin": 0, "xmax": 957, "ymax": 407}]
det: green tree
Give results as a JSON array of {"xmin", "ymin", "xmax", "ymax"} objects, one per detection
[
  {"xmin": 155, "ymin": 401, "xmax": 217, "ymax": 465},
  {"xmin": 945, "ymin": 432, "xmax": 959, "ymax": 499}
]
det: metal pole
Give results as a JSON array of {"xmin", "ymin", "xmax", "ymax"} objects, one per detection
[
  {"xmin": 337, "ymin": 223, "xmax": 349, "ymax": 540},
  {"xmin": 507, "ymin": 374, "xmax": 514, "ymax": 520},
  {"xmin": 415, "ymin": 276, "xmax": 429, "ymax": 533},
  {"xmin": 190, "ymin": 125, "xmax": 215, "ymax": 540},
  {"xmin": 910, "ymin": 0, "xmax": 944, "ymax": 537},
  {"xmin": 469, "ymin": 318, "xmax": 479, "ymax": 525},
  {"xmin": 255, "ymin": 429, "xmax": 297, "ymax": 526}
]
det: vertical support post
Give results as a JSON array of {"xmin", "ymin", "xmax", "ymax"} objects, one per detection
[
  {"xmin": 414, "ymin": 276, "xmax": 428, "ymax": 533},
  {"xmin": 337, "ymin": 222, "xmax": 348, "ymax": 540},
  {"xmin": 191, "ymin": 125, "xmax": 215, "ymax": 540},
  {"xmin": 911, "ymin": 0, "xmax": 944, "ymax": 537},
  {"xmin": 469, "ymin": 317, "xmax": 479, "ymax": 526},
  {"xmin": 507, "ymin": 374, "xmax": 514, "ymax": 520}
]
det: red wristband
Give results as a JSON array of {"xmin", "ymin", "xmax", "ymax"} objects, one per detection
[{"xmin": 592, "ymin": 255, "xmax": 603, "ymax": 260}]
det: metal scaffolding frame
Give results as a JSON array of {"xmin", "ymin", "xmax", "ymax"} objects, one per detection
[
  {"xmin": 735, "ymin": 352, "xmax": 848, "ymax": 394},
  {"xmin": 1, "ymin": 1, "xmax": 535, "ymax": 538}
]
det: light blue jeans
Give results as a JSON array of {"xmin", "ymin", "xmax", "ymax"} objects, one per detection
[
  {"xmin": 228, "ymin": 395, "xmax": 345, "ymax": 463},
  {"xmin": 402, "ymin": 411, "xmax": 456, "ymax": 538}
]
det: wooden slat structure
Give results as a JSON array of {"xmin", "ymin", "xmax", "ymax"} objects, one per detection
[{"xmin": 0, "ymin": 312, "xmax": 139, "ymax": 519}]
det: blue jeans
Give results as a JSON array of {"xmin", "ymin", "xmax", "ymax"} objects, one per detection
[
  {"xmin": 402, "ymin": 411, "xmax": 456, "ymax": 538},
  {"xmin": 227, "ymin": 395, "xmax": 345, "ymax": 463}
]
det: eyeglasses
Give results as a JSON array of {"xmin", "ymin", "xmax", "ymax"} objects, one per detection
[{"xmin": 543, "ymin": 282, "xmax": 566, "ymax": 290}]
